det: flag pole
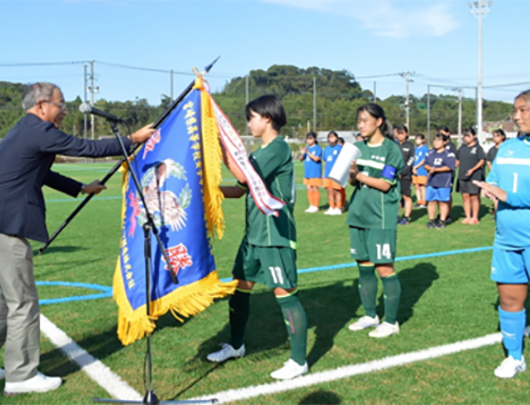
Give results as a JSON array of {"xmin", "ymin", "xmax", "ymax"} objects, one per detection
[{"xmin": 39, "ymin": 57, "xmax": 221, "ymax": 254}]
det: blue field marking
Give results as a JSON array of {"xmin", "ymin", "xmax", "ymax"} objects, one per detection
[
  {"xmin": 38, "ymin": 245, "xmax": 493, "ymax": 305},
  {"xmin": 36, "ymin": 281, "xmax": 112, "ymax": 305},
  {"xmin": 220, "ymin": 245, "xmax": 494, "ymax": 282}
]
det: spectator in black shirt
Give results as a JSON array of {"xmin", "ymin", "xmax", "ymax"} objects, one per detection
[
  {"xmin": 487, "ymin": 129, "xmax": 506, "ymax": 171},
  {"xmin": 456, "ymin": 127, "xmax": 486, "ymax": 224},
  {"xmin": 396, "ymin": 125, "xmax": 415, "ymax": 225}
]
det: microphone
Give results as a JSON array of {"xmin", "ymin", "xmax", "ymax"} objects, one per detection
[{"xmin": 79, "ymin": 103, "xmax": 126, "ymax": 123}]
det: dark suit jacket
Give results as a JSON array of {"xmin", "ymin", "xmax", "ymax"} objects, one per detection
[{"xmin": 0, "ymin": 113, "xmax": 133, "ymax": 242}]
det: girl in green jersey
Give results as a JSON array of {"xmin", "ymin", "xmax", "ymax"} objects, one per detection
[
  {"xmin": 207, "ymin": 95, "xmax": 308, "ymax": 380},
  {"xmin": 347, "ymin": 103, "xmax": 404, "ymax": 338}
]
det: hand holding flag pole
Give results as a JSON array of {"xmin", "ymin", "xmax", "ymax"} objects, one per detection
[{"xmin": 38, "ymin": 57, "xmax": 220, "ymax": 254}]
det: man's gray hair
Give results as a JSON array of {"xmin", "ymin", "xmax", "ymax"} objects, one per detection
[{"xmin": 21, "ymin": 82, "xmax": 60, "ymax": 110}]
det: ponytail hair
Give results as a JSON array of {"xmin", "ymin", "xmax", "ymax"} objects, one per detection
[
  {"xmin": 306, "ymin": 131, "xmax": 318, "ymax": 144},
  {"xmin": 463, "ymin": 127, "xmax": 476, "ymax": 137},
  {"xmin": 357, "ymin": 103, "xmax": 394, "ymax": 140},
  {"xmin": 493, "ymin": 128, "xmax": 506, "ymax": 141}
]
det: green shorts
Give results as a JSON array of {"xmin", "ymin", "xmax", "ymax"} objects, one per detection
[
  {"xmin": 233, "ymin": 239, "xmax": 298, "ymax": 289},
  {"xmin": 349, "ymin": 227, "xmax": 397, "ymax": 264}
]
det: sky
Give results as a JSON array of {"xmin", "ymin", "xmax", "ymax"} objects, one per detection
[{"xmin": 1, "ymin": 0, "xmax": 529, "ymax": 106}]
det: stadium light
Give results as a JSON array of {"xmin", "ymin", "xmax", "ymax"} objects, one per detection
[{"xmin": 468, "ymin": 0, "xmax": 493, "ymax": 144}]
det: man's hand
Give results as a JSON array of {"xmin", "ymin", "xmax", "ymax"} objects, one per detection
[
  {"xmin": 129, "ymin": 124, "xmax": 156, "ymax": 144},
  {"xmin": 412, "ymin": 167, "xmax": 417, "ymax": 175},
  {"xmin": 473, "ymin": 181, "xmax": 507, "ymax": 202},
  {"xmin": 82, "ymin": 180, "xmax": 107, "ymax": 195},
  {"xmin": 429, "ymin": 167, "xmax": 436, "ymax": 175},
  {"xmin": 465, "ymin": 169, "xmax": 473, "ymax": 178}
]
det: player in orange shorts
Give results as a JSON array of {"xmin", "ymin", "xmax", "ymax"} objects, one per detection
[
  {"xmin": 323, "ymin": 131, "xmax": 343, "ymax": 215},
  {"xmin": 299, "ymin": 132, "xmax": 322, "ymax": 213}
]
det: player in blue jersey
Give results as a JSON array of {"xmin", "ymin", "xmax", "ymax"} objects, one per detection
[
  {"xmin": 299, "ymin": 132, "xmax": 322, "ymax": 213},
  {"xmin": 412, "ymin": 134, "xmax": 429, "ymax": 208},
  {"xmin": 475, "ymin": 89, "xmax": 530, "ymax": 378},
  {"xmin": 323, "ymin": 131, "xmax": 343, "ymax": 215},
  {"xmin": 424, "ymin": 134, "xmax": 456, "ymax": 229}
]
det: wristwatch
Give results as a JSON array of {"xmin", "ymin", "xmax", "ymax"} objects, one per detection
[{"xmin": 81, "ymin": 183, "xmax": 87, "ymax": 194}]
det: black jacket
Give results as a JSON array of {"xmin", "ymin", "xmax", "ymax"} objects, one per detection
[
  {"xmin": 398, "ymin": 140, "xmax": 415, "ymax": 178},
  {"xmin": 0, "ymin": 114, "xmax": 132, "ymax": 242}
]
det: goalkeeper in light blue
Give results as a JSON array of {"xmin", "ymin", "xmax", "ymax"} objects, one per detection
[{"xmin": 475, "ymin": 89, "xmax": 530, "ymax": 379}]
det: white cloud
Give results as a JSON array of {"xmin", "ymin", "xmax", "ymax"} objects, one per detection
[{"xmin": 258, "ymin": 0, "xmax": 460, "ymax": 39}]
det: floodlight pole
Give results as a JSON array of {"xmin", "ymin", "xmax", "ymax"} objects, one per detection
[
  {"xmin": 469, "ymin": 0, "xmax": 492, "ymax": 144},
  {"xmin": 457, "ymin": 88, "xmax": 463, "ymax": 146}
]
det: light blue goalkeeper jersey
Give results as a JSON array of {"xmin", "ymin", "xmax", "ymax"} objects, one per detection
[{"xmin": 487, "ymin": 136, "xmax": 530, "ymax": 249}]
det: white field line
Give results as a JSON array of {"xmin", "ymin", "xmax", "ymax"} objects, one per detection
[
  {"xmin": 191, "ymin": 327, "xmax": 530, "ymax": 404},
  {"xmin": 40, "ymin": 314, "xmax": 142, "ymax": 401}
]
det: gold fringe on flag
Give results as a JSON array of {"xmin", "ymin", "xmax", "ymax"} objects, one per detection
[
  {"xmin": 114, "ymin": 269, "xmax": 236, "ymax": 346},
  {"xmin": 193, "ymin": 77, "xmax": 225, "ymax": 239}
]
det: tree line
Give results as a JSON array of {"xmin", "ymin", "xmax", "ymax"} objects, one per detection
[{"xmin": 0, "ymin": 66, "xmax": 513, "ymax": 140}]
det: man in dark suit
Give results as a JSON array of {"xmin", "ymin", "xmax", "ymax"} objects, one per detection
[{"xmin": 0, "ymin": 82, "xmax": 154, "ymax": 395}]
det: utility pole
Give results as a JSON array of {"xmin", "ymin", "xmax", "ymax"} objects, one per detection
[
  {"xmin": 400, "ymin": 72, "xmax": 414, "ymax": 131},
  {"xmin": 83, "ymin": 64, "xmax": 88, "ymax": 142},
  {"xmin": 427, "ymin": 85, "xmax": 431, "ymax": 145},
  {"xmin": 313, "ymin": 76, "xmax": 317, "ymax": 132},
  {"xmin": 245, "ymin": 75, "xmax": 249, "ymax": 135},
  {"xmin": 373, "ymin": 81, "xmax": 377, "ymax": 102},
  {"xmin": 87, "ymin": 61, "xmax": 99, "ymax": 140},
  {"xmin": 170, "ymin": 69, "xmax": 174, "ymax": 100},
  {"xmin": 457, "ymin": 88, "xmax": 463, "ymax": 146},
  {"xmin": 469, "ymin": 0, "xmax": 492, "ymax": 144}
]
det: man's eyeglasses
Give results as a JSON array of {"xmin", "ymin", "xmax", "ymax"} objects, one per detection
[{"xmin": 43, "ymin": 100, "xmax": 66, "ymax": 110}]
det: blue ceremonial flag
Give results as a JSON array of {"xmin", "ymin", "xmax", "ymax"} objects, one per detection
[{"xmin": 113, "ymin": 79, "xmax": 235, "ymax": 345}]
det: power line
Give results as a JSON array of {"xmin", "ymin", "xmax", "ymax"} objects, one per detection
[
  {"xmin": 97, "ymin": 61, "xmax": 191, "ymax": 76},
  {"xmin": 0, "ymin": 61, "xmax": 90, "ymax": 67}
]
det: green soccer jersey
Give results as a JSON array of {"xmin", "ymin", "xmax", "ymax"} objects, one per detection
[
  {"xmin": 346, "ymin": 138, "xmax": 404, "ymax": 230},
  {"xmin": 243, "ymin": 136, "xmax": 297, "ymax": 248}
]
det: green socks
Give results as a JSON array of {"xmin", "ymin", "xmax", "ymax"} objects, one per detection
[
  {"xmin": 229, "ymin": 289, "xmax": 251, "ymax": 350},
  {"xmin": 276, "ymin": 292, "xmax": 307, "ymax": 366},
  {"xmin": 381, "ymin": 274, "xmax": 401, "ymax": 325},
  {"xmin": 358, "ymin": 264, "xmax": 378, "ymax": 318}
]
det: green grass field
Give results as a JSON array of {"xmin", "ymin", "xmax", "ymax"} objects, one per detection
[{"xmin": 1, "ymin": 160, "xmax": 528, "ymax": 404}]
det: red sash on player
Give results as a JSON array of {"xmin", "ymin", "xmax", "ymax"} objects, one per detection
[{"xmin": 206, "ymin": 91, "xmax": 285, "ymax": 217}]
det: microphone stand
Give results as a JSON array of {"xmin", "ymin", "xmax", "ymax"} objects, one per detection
[{"xmin": 93, "ymin": 122, "xmax": 216, "ymax": 405}]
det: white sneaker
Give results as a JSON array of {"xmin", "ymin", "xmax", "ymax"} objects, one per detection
[
  {"xmin": 369, "ymin": 321, "xmax": 400, "ymax": 338},
  {"xmin": 330, "ymin": 208, "xmax": 342, "ymax": 215},
  {"xmin": 305, "ymin": 206, "xmax": 318, "ymax": 213},
  {"xmin": 324, "ymin": 208, "xmax": 334, "ymax": 215},
  {"xmin": 348, "ymin": 315, "xmax": 380, "ymax": 331},
  {"xmin": 3, "ymin": 372, "xmax": 62, "ymax": 395},
  {"xmin": 494, "ymin": 356, "xmax": 527, "ymax": 378},
  {"xmin": 0, "ymin": 368, "xmax": 4, "ymax": 380},
  {"xmin": 270, "ymin": 359, "xmax": 308, "ymax": 380},
  {"xmin": 206, "ymin": 343, "xmax": 245, "ymax": 363}
]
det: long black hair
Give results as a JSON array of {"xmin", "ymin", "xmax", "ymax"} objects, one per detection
[{"xmin": 356, "ymin": 103, "xmax": 394, "ymax": 140}]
